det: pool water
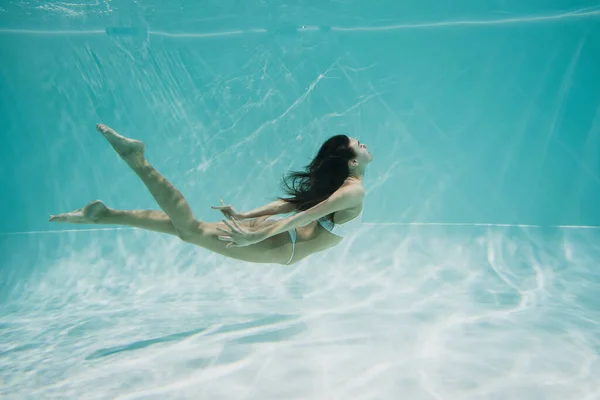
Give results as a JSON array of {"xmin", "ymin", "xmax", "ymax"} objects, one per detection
[{"xmin": 1, "ymin": 1, "xmax": 600, "ymax": 398}]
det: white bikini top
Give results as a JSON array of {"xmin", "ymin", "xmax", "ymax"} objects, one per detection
[{"xmin": 318, "ymin": 211, "xmax": 363, "ymax": 238}]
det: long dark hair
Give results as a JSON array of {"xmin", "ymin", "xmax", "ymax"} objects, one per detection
[{"xmin": 279, "ymin": 135, "xmax": 356, "ymax": 217}]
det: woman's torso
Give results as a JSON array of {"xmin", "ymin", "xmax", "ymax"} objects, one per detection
[
  {"xmin": 243, "ymin": 185, "xmax": 363, "ymax": 263},
  {"xmin": 242, "ymin": 205, "xmax": 362, "ymax": 264},
  {"xmin": 291, "ymin": 203, "xmax": 363, "ymax": 262}
]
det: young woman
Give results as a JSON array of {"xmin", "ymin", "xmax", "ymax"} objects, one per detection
[{"xmin": 49, "ymin": 124, "xmax": 373, "ymax": 265}]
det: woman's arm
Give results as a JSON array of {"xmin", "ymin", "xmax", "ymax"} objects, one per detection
[
  {"xmin": 254, "ymin": 184, "xmax": 364, "ymax": 241},
  {"xmin": 240, "ymin": 199, "xmax": 296, "ymax": 219}
]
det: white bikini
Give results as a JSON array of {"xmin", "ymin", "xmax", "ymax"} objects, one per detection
[
  {"xmin": 285, "ymin": 211, "xmax": 363, "ymax": 265},
  {"xmin": 316, "ymin": 211, "xmax": 363, "ymax": 238}
]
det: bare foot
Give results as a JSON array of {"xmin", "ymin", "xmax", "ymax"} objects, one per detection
[
  {"xmin": 96, "ymin": 123, "xmax": 145, "ymax": 163},
  {"xmin": 49, "ymin": 200, "xmax": 109, "ymax": 224}
]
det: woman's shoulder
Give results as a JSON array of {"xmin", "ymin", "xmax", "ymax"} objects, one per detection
[
  {"xmin": 339, "ymin": 180, "xmax": 365, "ymax": 199},
  {"xmin": 327, "ymin": 181, "xmax": 364, "ymax": 217}
]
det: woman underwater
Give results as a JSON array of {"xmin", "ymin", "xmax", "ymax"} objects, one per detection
[{"xmin": 49, "ymin": 124, "xmax": 373, "ymax": 265}]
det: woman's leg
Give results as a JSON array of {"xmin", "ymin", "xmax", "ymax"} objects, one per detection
[
  {"xmin": 94, "ymin": 123, "xmax": 199, "ymax": 238},
  {"xmin": 103, "ymin": 209, "xmax": 175, "ymax": 234},
  {"xmin": 50, "ymin": 200, "xmax": 177, "ymax": 235},
  {"xmin": 49, "ymin": 200, "xmax": 271, "ymax": 236},
  {"xmin": 49, "ymin": 124, "xmax": 294, "ymax": 264}
]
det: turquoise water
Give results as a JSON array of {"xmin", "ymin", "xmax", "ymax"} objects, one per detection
[{"xmin": 2, "ymin": 1, "xmax": 600, "ymax": 398}]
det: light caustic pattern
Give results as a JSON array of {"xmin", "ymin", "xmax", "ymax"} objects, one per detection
[
  {"xmin": 2, "ymin": 6, "xmax": 600, "ymax": 400},
  {"xmin": 2, "ymin": 226, "xmax": 600, "ymax": 399}
]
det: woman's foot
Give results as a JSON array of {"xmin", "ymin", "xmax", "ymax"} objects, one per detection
[
  {"xmin": 96, "ymin": 123, "xmax": 145, "ymax": 164},
  {"xmin": 49, "ymin": 200, "xmax": 109, "ymax": 224}
]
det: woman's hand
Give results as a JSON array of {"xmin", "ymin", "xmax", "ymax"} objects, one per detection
[
  {"xmin": 217, "ymin": 218, "xmax": 264, "ymax": 248},
  {"xmin": 211, "ymin": 198, "xmax": 245, "ymax": 220}
]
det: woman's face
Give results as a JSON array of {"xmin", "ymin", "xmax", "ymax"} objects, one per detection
[{"xmin": 349, "ymin": 137, "xmax": 373, "ymax": 165}]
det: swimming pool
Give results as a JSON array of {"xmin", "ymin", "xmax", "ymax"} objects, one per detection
[{"xmin": 1, "ymin": 1, "xmax": 600, "ymax": 398}]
